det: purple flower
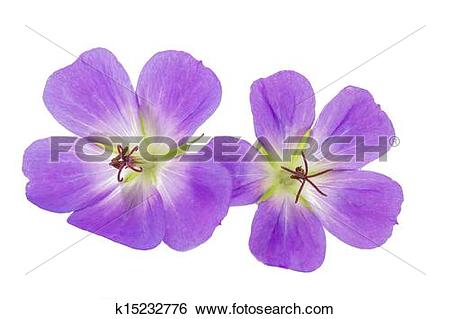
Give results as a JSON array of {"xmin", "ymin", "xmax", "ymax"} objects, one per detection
[
  {"xmin": 221, "ymin": 71, "xmax": 403, "ymax": 272},
  {"xmin": 22, "ymin": 48, "xmax": 231, "ymax": 251}
]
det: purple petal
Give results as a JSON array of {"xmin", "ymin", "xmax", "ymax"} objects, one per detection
[
  {"xmin": 43, "ymin": 48, "xmax": 140, "ymax": 137},
  {"xmin": 249, "ymin": 196, "xmax": 326, "ymax": 272},
  {"xmin": 209, "ymin": 136, "xmax": 271, "ymax": 206},
  {"xmin": 157, "ymin": 160, "xmax": 231, "ymax": 251},
  {"xmin": 23, "ymin": 138, "xmax": 116, "ymax": 213},
  {"xmin": 68, "ymin": 183, "xmax": 165, "ymax": 250},
  {"xmin": 136, "ymin": 51, "xmax": 221, "ymax": 140},
  {"xmin": 311, "ymin": 86, "xmax": 395, "ymax": 169},
  {"xmin": 310, "ymin": 170, "xmax": 403, "ymax": 248},
  {"xmin": 250, "ymin": 71, "xmax": 315, "ymax": 151}
]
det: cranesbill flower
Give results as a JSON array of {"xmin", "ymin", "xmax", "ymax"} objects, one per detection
[
  {"xmin": 221, "ymin": 71, "xmax": 403, "ymax": 271},
  {"xmin": 23, "ymin": 48, "xmax": 231, "ymax": 251}
]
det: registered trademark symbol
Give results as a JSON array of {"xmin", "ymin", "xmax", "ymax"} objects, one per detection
[{"xmin": 389, "ymin": 135, "xmax": 400, "ymax": 147}]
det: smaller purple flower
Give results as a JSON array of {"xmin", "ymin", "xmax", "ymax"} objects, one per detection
[
  {"xmin": 23, "ymin": 48, "xmax": 231, "ymax": 251},
  {"xmin": 220, "ymin": 71, "xmax": 403, "ymax": 272}
]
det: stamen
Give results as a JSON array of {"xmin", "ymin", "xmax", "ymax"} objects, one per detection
[
  {"xmin": 281, "ymin": 166, "xmax": 297, "ymax": 175},
  {"xmin": 128, "ymin": 146, "xmax": 139, "ymax": 156},
  {"xmin": 128, "ymin": 166, "xmax": 143, "ymax": 173},
  {"xmin": 307, "ymin": 169, "xmax": 333, "ymax": 178},
  {"xmin": 295, "ymin": 180, "xmax": 306, "ymax": 203},
  {"xmin": 117, "ymin": 165, "xmax": 126, "ymax": 182},
  {"xmin": 301, "ymin": 151, "xmax": 309, "ymax": 175},
  {"xmin": 305, "ymin": 179, "xmax": 328, "ymax": 197}
]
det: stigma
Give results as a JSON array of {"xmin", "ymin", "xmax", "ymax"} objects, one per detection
[
  {"xmin": 109, "ymin": 145, "xmax": 143, "ymax": 182},
  {"xmin": 281, "ymin": 152, "xmax": 332, "ymax": 204}
]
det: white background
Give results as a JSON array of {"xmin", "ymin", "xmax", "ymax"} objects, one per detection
[{"xmin": 1, "ymin": 0, "xmax": 448, "ymax": 318}]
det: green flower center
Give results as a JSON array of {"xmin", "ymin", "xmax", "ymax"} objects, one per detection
[{"xmin": 261, "ymin": 151, "xmax": 333, "ymax": 204}]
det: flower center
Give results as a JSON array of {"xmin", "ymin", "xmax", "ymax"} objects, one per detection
[
  {"xmin": 280, "ymin": 152, "xmax": 333, "ymax": 204},
  {"xmin": 109, "ymin": 145, "xmax": 143, "ymax": 182}
]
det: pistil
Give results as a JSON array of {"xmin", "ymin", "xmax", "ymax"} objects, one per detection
[
  {"xmin": 281, "ymin": 152, "xmax": 332, "ymax": 203},
  {"xmin": 109, "ymin": 145, "xmax": 143, "ymax": 182}
]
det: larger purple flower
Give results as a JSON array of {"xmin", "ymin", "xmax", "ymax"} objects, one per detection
[
  {"xmin": 221, "ymin": 71, "xmax": 403, "ymax": 271},
  {"xmin": 23, "ymin": 48, "xmax": 231, "ymax": 251}
]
